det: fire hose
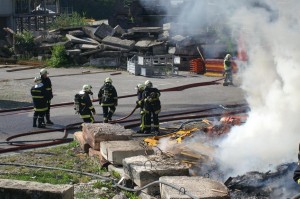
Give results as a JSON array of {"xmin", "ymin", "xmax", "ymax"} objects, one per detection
[
  {"xmin": 0, "ymin": 162, "xmax": 200, "ymax": 199},
  {"xmin": 0, "ymin": 77, "xmax": 236, "ymax": 153},
  {"xmin": 0, "ymin": 104, "xmax": 248, "ymax": 154},
  {"xmin": 0, "ymin": 78, "xmax": 223, "ymax": 115}
]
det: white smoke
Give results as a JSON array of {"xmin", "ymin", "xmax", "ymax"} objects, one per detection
[
  {"xmin": 143, "ymin": 0, "xmax": 300, "ymax": 176},
  {"xmin": 216, "ymin": 0, "xmax": 300, "ymax": 176}
]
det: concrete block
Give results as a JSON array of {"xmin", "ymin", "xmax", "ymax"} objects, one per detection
[
  {"xmin": 73, "ymin": 131, "xmax": 90, "ymax": 153},
  {"xmin": 123, "ymin": 155, "xmax": 189, "ymax": 195},
  {"xmin": 89, "ymin": 148, "xmax": 110, "ymax": 167},
  {"xmin": 159, "ymin": 176, "xmax": 230, "ymax": 199},
  {"xmin": 82, "ymin": 123, "xmax": 132, "ymax": 150},
  {"xmin": 94, "ymin": 23, "xmax": 115, "ymax": 39},
  {"xmin": 0, "ymin": 179, "xmax": 74, "ymax": 199},
  {"xmin": 100, "ymin": 140, "xmax": 154, "ymax": 165},
  {"xmin": 102, "ymin": 36, "xmax": 135, "ymax": 50}
]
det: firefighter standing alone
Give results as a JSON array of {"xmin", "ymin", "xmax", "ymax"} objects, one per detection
[
  {"xmin": 98, "ymin": 77, "xmax": 118, "ymax": 123},
  {"xmin": 223, "ymin": 54, "xmax": 233, "ymax": 86},
  {"xmin": 75, "ymin": 84, "xmax": 96, "ymax": 123},
  {"xmin": 142, "ymin": 80, "xmax": 161, "ymax": 134},
  {"xmin": 40, "ymin": 68, "xmax": 54, "ymax": 124},
  {"xmin": 31, "ymin": 76, "xmax": 48, "ymax": 128}
]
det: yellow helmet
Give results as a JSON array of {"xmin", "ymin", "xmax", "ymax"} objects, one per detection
[
  {"xmin": 34, "ymin": 76, "xmax": 42, "ymax": 83},
  {"xmin": 145, "ymin": 80, "xmax": 152, "ymax": 88},
  {"xmin": 40, "ymin": 68, "xmax": 48, "ymax": 75},
  {"xmin": 82, "ymin": 84, "xmax": 92, "ymax": 92},
  {"xmin": 105, "ymin": 77, "xmax": 112, "ymax": 83}
]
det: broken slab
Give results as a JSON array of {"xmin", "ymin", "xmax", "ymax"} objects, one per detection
[
  {"xmin": 160, "ymin": 176, "xmax": 230, "ymax": 199},
  {"xmin": 74, "ymin": 131, "xmax": 90, "ymax": 153},
  {"xmin": 94, "ymin": 23, "xmax": 115, "ymax": 39},
  {"xmin": 77, "ymin": 44, "xmax": 99, "ymax": 50},
  {"xmin": 82, "ymin": 123, "xmax": 132, "ymax": 150},
  {"xmin": 123, "ymin": 155, "xmax": 189, "ymax": 195},
  {"xmin": 102, "ymin": 36, "xmax": 135, "ymax": 50},
  {"xmin": 66, "ymin": 49, "xmax": 81, "ymax": 56},
  {"xmin": 128, "ymin": 27, "xmax": 162, "ymax": 34},
  {"xmin": 82, "ymin": 26, "xmax": 102, "ymax": 42},
  {"xmin": 113, "ymin": 25, "xmax": 125, "ymax": 36},
  {"xmin": 0, "ymin": 179, "xmax": 74, "ymax": 199},
  {"xmin": 66, "ymin": 34, "xmax": 100, "ymax": 45},
  {"xmin": 100, "ymin": 140, "xmax": 154, "ymax": 165}
]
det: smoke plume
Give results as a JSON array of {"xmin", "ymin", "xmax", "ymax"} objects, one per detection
[{"xmin": 146, "ymin": 0, "xmax": 300, "ymax": 176}]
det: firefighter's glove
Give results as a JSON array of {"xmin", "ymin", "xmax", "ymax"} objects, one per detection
[
  {"xmin": 140, "ymin": 110, "xmax": 145, "ymax": 115},
  {"xmin": 154, "ymin": 110, "xmax": 161, "ymax": 114}
]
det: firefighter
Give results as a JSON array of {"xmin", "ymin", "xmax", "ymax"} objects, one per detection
[
  {"xmin": 77, "ymin": 84, "xmax": 96, "ymax": 123},
  {"xmin": 293, "ymin": 144, "xmax": 300, "ymax": 184},
  {"xmin": 223, "ymin": 54, "xmax": 233, "ymax": 86},
  {"xmin": 142, "ymin": 80, "xmax": 161, "ymax": 134},
  {"xmin": 40, "ymin": 68, "xmax": 54, "ymax": 124},
  {"xmin": 31, "ymin": 76, "xmax": 48, "ymax": 128},
  {"xmin": 98, "ymin": 77, "xmax": 118, "ymax": 123},
  {"xmin": 136, "ymin": 83, "xmax": 145, "ymax": 134}
]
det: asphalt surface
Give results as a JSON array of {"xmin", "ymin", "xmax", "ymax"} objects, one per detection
[{"xmin": 0, "ymin": 67, "xmax": 246, "ymax": 145}]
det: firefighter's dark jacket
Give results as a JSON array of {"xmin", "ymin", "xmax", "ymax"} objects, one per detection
[
  {"xmin": 294, "ymin": 164, "xmax": 300, "ymax": 184},
  {"xmin": 41, "ymin": 76, "xmax": 53, "ymax": 100},
  {"xmin": 78, "ymin": 91, "xmax": 95, "ymax": 118},
  {"xmin": 142, "ymin": 87, "xmax": 161, "ymax": 111},
  {"xmin": 98, "ymin": 83, "xmax": 118, "ymax": 106},
  {"xmin": 31, "ymin": 83, "xmax": 48, "ymax": 112}
]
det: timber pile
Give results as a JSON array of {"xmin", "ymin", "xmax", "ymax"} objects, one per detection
[{"xmin": 2, "ymin": 21, "xmax": 230, "ymax": 70}]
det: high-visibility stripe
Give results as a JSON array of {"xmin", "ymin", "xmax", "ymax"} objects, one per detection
[
  {"xmin": 34, "ymin": 107, "xmax": 48, "ymax": 111},
  {"xmin": 32, "ymin": 90, "xmax": 41, "ymax": 93},
  {"xmin": 32, "ymin": 96, "xmax": 44, "ymax": 99},
  {"xmin": 153, "ymin": 124, "xmax": 159, "ymax": 127},
  {"xmin": 298, "ymin": 179, "xmax": 300, "ymax": 184},
  {"xmin": 46, "ymin": 88, "xmax": 52, "ymax": 90},
  {"xmin": 89, "ymin": 106, "xmax": 94, "ymax": 109},
  {"xmin": 80, "ymin": 114, "xmax": 91, "ymax": 118},
  {"xmin": 101, "ymin": 103, "xmax": 114, "ymax": 106}
]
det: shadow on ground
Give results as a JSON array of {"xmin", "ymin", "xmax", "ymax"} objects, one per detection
[{"xmin": 0, "ymin": 100, "xmax": 32, "ymax": 109}]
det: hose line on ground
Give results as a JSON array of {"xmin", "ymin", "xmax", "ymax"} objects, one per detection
[{"xmin": 0, "ymin": 162, "xmax": 200, "ymax": 199}]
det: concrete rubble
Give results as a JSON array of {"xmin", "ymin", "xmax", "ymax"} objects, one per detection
[{"xmin": 0, "ymin": 179, "xmax": 74, "ymax": 199}]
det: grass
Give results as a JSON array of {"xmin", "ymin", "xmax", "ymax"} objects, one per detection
[{"xmin": 0, "ymin": 141, "xmax": 141, "ymax": 198}]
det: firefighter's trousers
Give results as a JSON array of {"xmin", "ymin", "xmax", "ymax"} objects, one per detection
[{"xmin": 102, "ymin": 105, "xmax": 116, "ymax": 122}]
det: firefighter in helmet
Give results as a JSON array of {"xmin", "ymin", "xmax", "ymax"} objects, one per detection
[
  {"xmin": 98, "ymin": 77, "xmax": 118, "ymax": 123},
  {"xmin": 293, "ymin": 144, "xmax": 300, "ymax": 184},
  {"xmin": 76, "ymin": 84, "xmax": 96, "ymax": 123},
  {"xmin": 40, "ymin": 68, "xmax": 54, "ymax": 124},
  {"xmin": 142, "ymin": 80, "xmax": 161, "ymax": 134},
  {"xmin": 223, "ymin": 54, "xmax": 233, "ymax": 86},
  {"xmin": 31, "ymin": 76, "xmax": 48, "ymax": 128},
  {"xmin": 136, "ymin": 83, "xmax": 146, "ymax": 134}
]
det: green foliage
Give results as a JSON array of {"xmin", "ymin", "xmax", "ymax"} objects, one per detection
[
  {"xmin": 47, "ymin": 44, "xmax": 69, "ymax": 67},
  {"xmin": 111, "ymin": 170, "xmax": 121, "ymax": 179},
  {"xmin": 124, "ymin": 191, "xmax": 139, "ymax": 199},
  {"xmin": 14, "ymin": 31, "xmax": 35, "ymax": 55},
  {"xmin": 49, "ymin": 12, "xmax": 88, "ymax": 29},
  {"xmin": 93, "ymin": 180, "xmax": 113, "ymax": 189}
]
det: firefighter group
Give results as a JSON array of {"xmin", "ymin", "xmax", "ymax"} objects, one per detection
[{"xmin": 31, "ymin": 69, "xmax": 161, "ymax": 134}]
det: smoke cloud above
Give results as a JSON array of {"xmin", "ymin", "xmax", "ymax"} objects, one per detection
[{"xmin": 145, "ymin": 0, "xmax": 300, "ymax": 176}]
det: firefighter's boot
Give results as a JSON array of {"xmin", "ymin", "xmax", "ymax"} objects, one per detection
[
  {"xmin": 33, "ymin": 117, "xmax": 37, "ymax": 127},
  {"xmin": 38, "ymin": 117, "xmax": 46, "ymax": 128},
  {"xmin": 46, "ymin": 114, "xmax": 54, "ymax": 125}
]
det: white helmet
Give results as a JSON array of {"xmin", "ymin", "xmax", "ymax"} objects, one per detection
[
  {"xmin": 145, "ymin": 80, "xmax": 152, "ymax": 88},
  {"xmin": 40, "ymin": 68, "xmax": 48, "ymax": 76},
  {"xmin": 82, "ymin": 84, "xmax": 92, "ymax": 92},
  {"xmin": 34, "ymin": 76, "xmax": 42, "ymax": 83},
  {"xmin": 225, "ymin": 54, "xmax": 231, "ymax": 60},
  {"xmin": 105, "ymin": 77, "xmax": 112, "ymax": 83},
  {"xmin": 136, "ymin": 83, "xmax": 145, "ymax": 91}
]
